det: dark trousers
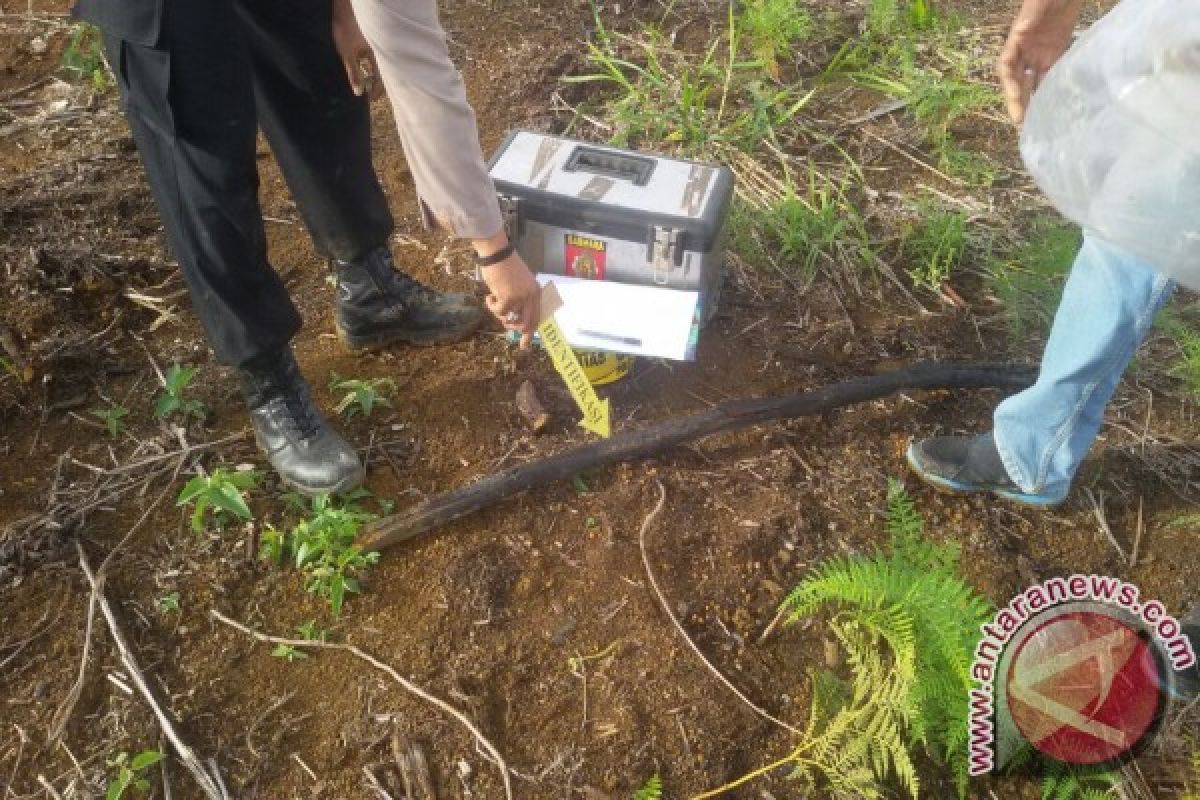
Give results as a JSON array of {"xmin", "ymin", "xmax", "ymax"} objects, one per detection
[{"xmin": 105, "ymin": 0, "xmax": 394, "ymax": 367}]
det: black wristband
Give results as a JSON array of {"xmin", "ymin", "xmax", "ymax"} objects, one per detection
[{"xmin": 474, "ymin": 243, "xmax": 516, "ymax": 268}]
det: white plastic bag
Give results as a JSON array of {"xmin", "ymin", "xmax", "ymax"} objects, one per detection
[{"xmin": 1020, "ymin": 0, "xmax": 1200, "ymax": 289}]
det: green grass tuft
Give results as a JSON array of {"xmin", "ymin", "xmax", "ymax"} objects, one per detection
[
  {"xmin": 825, "ymin": 0, "xmax": 998, "ymax": 184},
  {"xmin": 729, "ymin": 173, "xmax": 870, "ymax": 283},
  {"xmin": 740, "ymin": 0, "xmax": 813, "ymax": 77},
  {"xmin": 1159, "ymin": 308, "xmax": 1200, "ymax": 399},
  {"xmin": 563, "ymin": 9, "xmax": 812, "ymax": 157},
  {"xmin": 901, "ymin": 203, "xmax": 970, "ymax": 291},
  {"xmin": 989, "ymin": 220, "xmax": 1080, "ymax": 345}
]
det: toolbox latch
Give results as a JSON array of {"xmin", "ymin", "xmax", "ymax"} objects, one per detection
[
  {"xmin": 649, "ymin": 226, "xmax": 681, "ymax": 285},
  {"xmin": 498, "ymin": 194, "xmax": 521, "ymax": 241}
]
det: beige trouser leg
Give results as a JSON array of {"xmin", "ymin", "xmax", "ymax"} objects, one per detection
[{"xmin": 351, "ymin": 0, "xmax": 503, "ymax": 240}]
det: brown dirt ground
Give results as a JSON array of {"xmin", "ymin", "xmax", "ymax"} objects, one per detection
[{"xmin": 2, "ymin": 0, "xmax": 1198, "ymax": 798}]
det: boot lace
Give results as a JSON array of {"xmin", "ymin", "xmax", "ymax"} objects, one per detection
[
  {"xmin": 364, "ymin": 249, "xmax": 443, "ymax": 305},
  {"xmin": 278, "ymin": 382, "xmax": 323, "ymax": 442},
  {"xmin": 385, "ymin": 269, "xmax": 442, "ymax": 305}
]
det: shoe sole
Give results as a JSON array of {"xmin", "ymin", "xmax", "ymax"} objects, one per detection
[
  {"xmin": 904, "ymin": 443, "xmax": 1064, "ymax": 509},
  {"xmin": 336, "ymin": 319, "xmax": 483, "ymax": 352},
  {"xmin": 254, "ymin": 438, "xmax": 366, "ymax": 498},
  {"xmin": 277, "ymin": 467, "xmax": 365, "ymax": 498}
]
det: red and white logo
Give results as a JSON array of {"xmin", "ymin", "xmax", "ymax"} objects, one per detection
[
  {"xmin": 1005, "ymin": 608, "xmax": 1166, "ymax": 765},
  {"xmin": 968, "ymin": 576, "xmax": 1195, "ymax": 776}
]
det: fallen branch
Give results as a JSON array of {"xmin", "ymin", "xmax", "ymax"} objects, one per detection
[
  {"xmin": 358, "ymin": 362, "xmax": 1036, "ymax": 552},
  {"xmin": 76, "ymin": 544, "xmax": 229, "ymax": 800},
  {"xmin": 638, "ymin": 480, "xmax": 801, "ymax": 735},
  {"xmin": 101, "ymin": 430, "xmax": 249, "ymax": 477},
  {"xmin": 209, "ymin": 610, "xmax": 512, "ymax": 800}
]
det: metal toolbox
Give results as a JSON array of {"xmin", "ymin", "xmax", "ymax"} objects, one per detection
[{"xmin": 487, "ymin": 131, "xmax": 734, "ymax": 324}]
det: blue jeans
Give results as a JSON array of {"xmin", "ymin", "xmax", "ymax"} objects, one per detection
[{"xmin": 994, "ymin": 235, "xmax": 1175, "ymax": 501}]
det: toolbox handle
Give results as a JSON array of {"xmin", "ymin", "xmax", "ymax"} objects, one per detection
[{"xmin": 563, "ymin": 146, "xmax": 656, "ymax": 186}]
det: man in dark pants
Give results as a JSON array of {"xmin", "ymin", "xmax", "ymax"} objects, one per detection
[{"xmin": 74, "ymin": 0, "xmax": 485, "ymax": 494}]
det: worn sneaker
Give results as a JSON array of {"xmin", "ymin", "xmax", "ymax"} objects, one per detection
[
  {"xmin": 333, "ymin": 246, "xmax": 485, "ymax": 351},
  {"xmin": 905, "ymin": 432, "xmax": 1066, "ymax": 508},
  {"xmin": 238, "ymin": 348, "xmax": 364, "ymax": 496}
]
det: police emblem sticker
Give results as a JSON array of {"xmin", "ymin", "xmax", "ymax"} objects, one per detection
[{"xmin": 565, "ymin": 233, "xmax": 606, "ymax": 281}]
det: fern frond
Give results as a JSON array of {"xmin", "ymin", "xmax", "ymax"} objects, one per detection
[
  {"xmin": 632, "ymin": 774, "xmax": 662, "ymax": 800},
  {"xmin": 1042, "ymin": 762, "xmax": 1121, "ymax": 800},
  {"xmin": 886, "ymin": 478, "xmax": 960, "ymax": 572},
  {"xmin": 779, "ymin": 478, "xmax": 996, "ymax": 799}
]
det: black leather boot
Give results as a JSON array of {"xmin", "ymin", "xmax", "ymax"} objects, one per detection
[
  {"xmin": 238, "ymin": 348, "xmax": 364, "ymax": 496},
  {"xmin": 332, "ymin": 247, "xmax": 485, "ymax": 351}
]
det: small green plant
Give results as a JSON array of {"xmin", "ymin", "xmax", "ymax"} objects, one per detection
[
  {"xmin": 936, "ymin": 138, "xmax": 999, "ymax": 187},
  {"xmin": 902, "ymin": 203, "xmax": 969, "ymax": 291},
  {"xmin": 1160, "ymin": 311, "xmax": 1200, "ymax": 398},
  {"xmin": 260, "ymin": 494, "xmax": 380, "ymax": 616},
  {"xmin": 702, "ymin": 480, "xmax": 991, "ymax": 798},
  {"xmin": 92, "ymin": 404, "xmax": 129, "ymax": 439},
  {"xmin": 739, "ymin": 0, "xmax": 813, "ymax": 78},
  {"xmin": 271, "ymin": 643, "xmax": 309, "ymax": 662},
  {"xmin": 63, "ymin": 23, "xmax": 111, "ymax": 93},
  {"xmin": 156, "ymin": 592, "xmax": 181, "ymax": 614},
  {"xmin": 632, "ymin": 774, "xmax": 663, "ymax": 800},
  {"xmin": 989, "ymin": 221, "xmax": 1080, "ymax": 344},
  {"xmin": 296, "ymin": 620, "xmax": 329, "ymax": 642},
  {"xmin": 177, "ymin": 468, "xmax": 259, "ymax": 533},
  {"xmin": 330, "ymin": 374, "xmax": 396, "ymax": 419},
  {"xmin": 154, "ymin": 364, "xmax": 207, "ymax": 422},
  {"xmin": 104, "ymin": 749, "xmax": 162, "ymax": 800}
]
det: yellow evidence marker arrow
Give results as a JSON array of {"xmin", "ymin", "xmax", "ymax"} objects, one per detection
[{"xmin": 537, "ymin": 282, "xmax": 611, "ymax": 438}]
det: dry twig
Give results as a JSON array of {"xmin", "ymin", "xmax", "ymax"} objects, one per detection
[
  {"xmin": 210, "ymin": 610, "xmax": 512, "ymax": 800},
  {"xmin": 637, "ymin": 480, "xmax": 800, "ymax": 735},
  {"xmin": 46, "ymin": 582, "xmax": 98, "ymax": 743},
  {"xmin": 1131, "ymin": 496, "xmax": 1145, "ymax": 568},
  {"xmin": 1086, "ymin": 488, "xmax": 1129, "ymax": 564},
  {"xmin": 77, "ymin": 544, "xmax": 229, "ymax": 800}
]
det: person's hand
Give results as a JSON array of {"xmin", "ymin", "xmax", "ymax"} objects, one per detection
[
  {"xmin": 997, "ymin": 0, "xmax": 1083, "ymax": 126},
  {"xmin": 332, "ymin": 0, "xmax": 382, "ymax": 100},
  {"xmin": 481, "ymin": 251, "xmax": 541, "ymax": 348}
]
